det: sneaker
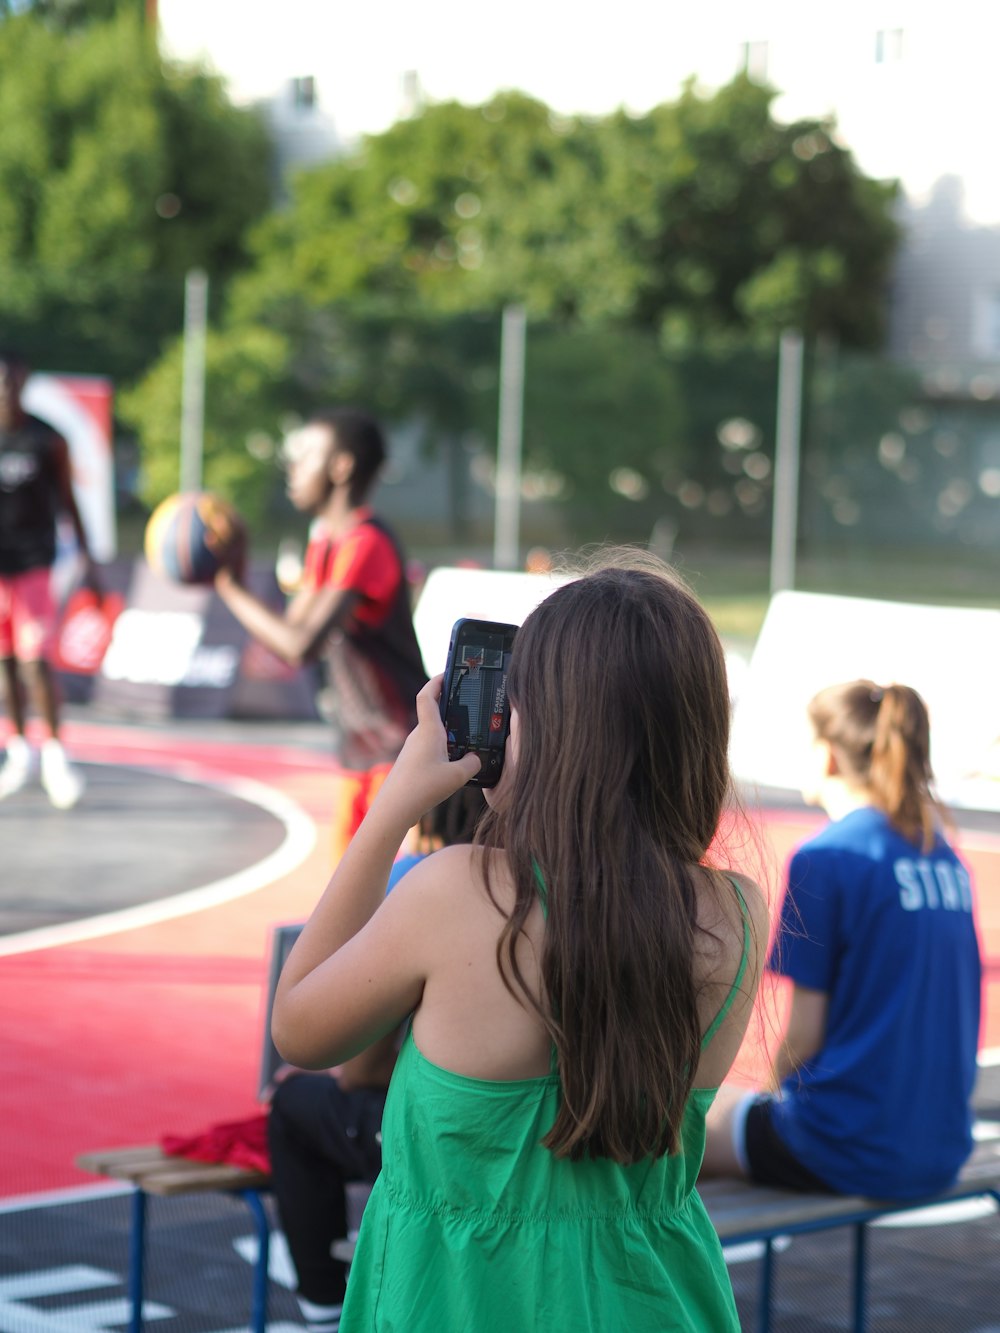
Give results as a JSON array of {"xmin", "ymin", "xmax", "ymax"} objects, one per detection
[
  {"xmin": 0, "ymin": 735, "xmax": 34, "ymax": 800},
  {"xmin": 40, "ymin": 739, "xmax": 85, "ymax": 810}
]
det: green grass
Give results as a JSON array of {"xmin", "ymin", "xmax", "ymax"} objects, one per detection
[{"xmin": 672, "ymin": 542, "xmax": 999, "ymax": 650}]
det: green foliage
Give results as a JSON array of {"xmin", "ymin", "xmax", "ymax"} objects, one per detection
[
  {"xmin": 125, "ymin": 77, "xmax": 901, "ymax": 543},
  {"xmin": 0, "ymin": 8, "xmax": 272, "ymax": 378},
  {"xmin": 117, "ymin": 323, "xmax": 290, "ymax": 524},
  {"xmin": 607, "ymin": 78, "xmax": 899, "ymax": 346},
  {"xmin": 0, "ymin": 0, "xmax": 128, "ymax": 25},
  {"xmin": 232, "ymin": 79, "xmax": 898, "ymax": 349},
  {"xmin": 521, "ymin": 325, "xmax": 686, "ymax": 500}
]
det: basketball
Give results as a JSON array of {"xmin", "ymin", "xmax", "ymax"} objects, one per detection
[{"xmin": 144, "ymin": 491, "xmax": 242, "ymax": 585}]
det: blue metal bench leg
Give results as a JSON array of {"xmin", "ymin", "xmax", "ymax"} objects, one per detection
[
  {"xmin": 241, "ymin": 1189, "xmax": 271, "ymax": 1333},
  {"xmin": 851, "ymin": 1222, "xmax": 868, "ymax": 1333},
  {"xmin": 757, "ymin": 1236, "xmax": 775, "ymax": 1333},
  {"xmin": 128, "ymin": 1187, "xmax": 147, "ymax": 1333}
]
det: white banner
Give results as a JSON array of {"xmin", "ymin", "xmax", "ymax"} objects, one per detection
[
  {"xmin": 412, "ymin": 566, "xmax": 570, "ymax": 675},
  {"xmin": 730, "ymin": 591, "xmax": 1000, "ymax": 812}
]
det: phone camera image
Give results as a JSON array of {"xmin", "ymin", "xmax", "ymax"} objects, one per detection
[{"xmin": 440, "ymin": 619, "xmax": 518, "ymax": 789}]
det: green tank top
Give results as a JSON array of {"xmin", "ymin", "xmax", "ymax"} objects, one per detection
[{"xmin": 341, "ymin": 879, "xmax": 750, "ymax": 1331}]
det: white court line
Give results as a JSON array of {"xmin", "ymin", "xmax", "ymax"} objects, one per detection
[
  {"xmin": 979, "ymin": 1047, "xmax": 1000, "ymax": 1067},
  {"xmin": 0, "ymin": 761, "xmax": 317, "ymax": 958},
  {"xmin": 0, "ymin": 1182, "xmax": 133, "ymax": 1215}
]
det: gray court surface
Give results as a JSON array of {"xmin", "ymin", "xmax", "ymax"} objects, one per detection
[
  {"xmin": 0, "ymin": 762, "xmax": 288, "ymax": 939},
  {"xmin": 0, "ymin": 712, "xmax": 332, "ymax": 941}
]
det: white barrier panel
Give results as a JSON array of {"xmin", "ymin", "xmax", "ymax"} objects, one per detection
[
  {"xmin": 413, "ymin": 567, "xmax": 571, "ymax": 675},
  {"xmin": 730, "ymin": 591, "xmax": 1000, "ymax": 812}
]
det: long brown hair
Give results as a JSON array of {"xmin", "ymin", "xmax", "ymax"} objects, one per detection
[
  {"xmin": 808, "ymin": 680, "xmax": 940, "ymax": 852},
  {"xmin": 479, "ymin": 554, "xmax": 734, "ymax": 1164}
]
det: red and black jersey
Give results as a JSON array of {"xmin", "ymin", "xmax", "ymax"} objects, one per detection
[
  {"xmin": 0, "ymin": 414, "xmax": 62, "ymax": 575},
  {"xmin": 303, "ymin": 512, "xmax": 427, "ymax": 770}
]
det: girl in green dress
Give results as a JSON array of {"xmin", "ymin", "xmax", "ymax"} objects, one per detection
[{"xmin": 273, "ymin": 555, "xmax": 767, "ymax": 1331}]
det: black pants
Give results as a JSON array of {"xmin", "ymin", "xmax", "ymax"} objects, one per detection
[{"xmin": 268, "ymin": 1073, "xmax": 387, "ymax": 1304}]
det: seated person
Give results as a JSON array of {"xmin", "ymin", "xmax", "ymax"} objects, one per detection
[
  {"xmin": 268, "ymin": 788, "xmax": 484, "ymax": 1333},
  {"xmin": 702, "ymin": 680, "xmax": 981, "ymax": 1199}
]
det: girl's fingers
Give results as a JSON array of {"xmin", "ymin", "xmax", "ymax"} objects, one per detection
[{"xmin": 415, "ymin": 674, "xmax": 445, "ymax": 721}]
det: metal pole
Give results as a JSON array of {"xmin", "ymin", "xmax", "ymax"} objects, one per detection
[
  {"xmin": 179, "ymin": 268, "xmax": 208, "ymax": 493},
  {"xmin": 493, "ymin": 304, "xmax": 527, "ymax": 570},
  {"xmin": 770, "ymin": 328, "xmax": 804, "ymax": 595}
]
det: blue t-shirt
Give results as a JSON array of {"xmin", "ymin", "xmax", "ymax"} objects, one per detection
[
  {"xmin": 387, "ymin": 852, "xmax": 424, "ymax": 891},
  {"xmin": 770, "ymin": 806, "xmax": 981, "ymax": 1198}
]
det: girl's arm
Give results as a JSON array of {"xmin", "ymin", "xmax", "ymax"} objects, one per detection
[
  {"xmin": 769, "ymin": 983, "xmax": 828, "ymax": 1089},
  {"xmin": 272, "ymin": 676, "xmax": 480, "ymax": 1069}
]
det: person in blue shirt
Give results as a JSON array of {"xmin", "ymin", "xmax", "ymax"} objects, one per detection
[{"xmin": 703, "ymin": 680, "xmax": 981, "ymax": 1199}]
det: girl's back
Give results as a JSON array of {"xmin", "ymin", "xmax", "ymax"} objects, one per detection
[
  {"xmin": 341, "ymin": 848, "xmax": 762, "ymax": 1331},
  {"xmin": 272, "ymin": 558, "xmax": 768, "ymax": 1330},
  {"xmin": 403, "ymin": 845, "xmax": 762, "ymax": 1091}
]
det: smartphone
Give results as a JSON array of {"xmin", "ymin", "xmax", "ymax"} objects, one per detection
[{"xmin": 439, "ymin": 618, "xmax": 519, "ymax": 788}]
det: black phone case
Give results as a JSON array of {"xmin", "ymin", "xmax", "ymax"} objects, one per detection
[{"xmin": 440, "ymin": 617, "xmax": 518, "ymax": 788}]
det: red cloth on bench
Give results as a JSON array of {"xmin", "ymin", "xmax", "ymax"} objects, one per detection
[{"xmin": 161, "ymin": 1114, "xmax": 271, "ymax": 1173}]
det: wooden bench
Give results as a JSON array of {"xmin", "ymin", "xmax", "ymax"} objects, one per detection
[
  {"xmin": 76, "ymin": 1146, "xmax": 273, "ymax": 1333},
  {"xmin": 80, "ymin": 1140, "xmax": 1000, "ymax": 1332},
  {"xmin": 329, "ymin": 1141, "xmax": 1000, "ymax": 1332},
  {"xmin": 701, "ymin": 1137, "xmax": 1000, "ymax": 1332},
  {"xmin": 76, "ymin": 1146, "xmax": 375, "ymax": 1333}
]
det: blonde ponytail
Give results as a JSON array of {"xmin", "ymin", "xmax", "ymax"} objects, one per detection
[{"xmin": 808, "ymin": 680, "xmax": 940, "ymax": 852}]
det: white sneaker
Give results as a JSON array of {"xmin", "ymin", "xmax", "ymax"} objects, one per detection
[
  {"xmin": 40, "ymin": 739, "xmax": 85, "ymax": 810},
  {"xmin": 0, "ymin": 735, "xmax": 34, "ymax": 800}
]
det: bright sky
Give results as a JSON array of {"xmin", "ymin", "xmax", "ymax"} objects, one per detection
[
  {"xmin": 159, "ymin": 0, "xmax": 1000, "ymax": 223},
  {"xmin": 158, "ymin": 1, "xmax": 757, "ymax": 138}
]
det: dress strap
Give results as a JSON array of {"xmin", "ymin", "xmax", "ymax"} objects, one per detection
[
  {"xmin": 700, "ymin": 877, "xmax": 752, "ymax": 1051},
  {"xmin": 532, "ymin": 858, "xmax": 549, "ymax": 919}
]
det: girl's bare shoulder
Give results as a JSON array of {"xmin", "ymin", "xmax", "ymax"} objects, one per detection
[
  {"xmin": 695, "ymin": 867, "xmax": 768, "ymax": 975},
  {"xmin": 723, "ymin": 870, "xmax": 769, "ymax": 935},
  {"xmin": 389, "ymin": 843, "xmax": 510, "ymax": 915}
]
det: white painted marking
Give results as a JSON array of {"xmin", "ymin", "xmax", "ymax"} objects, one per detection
[
  {"xmin": 973, "ymin": 1120, "xmax": 1000, "ymax": 1142},
  {"xmin": 0, "ymin": 1270, "xmax": 114, "ymax": 1300},
  {"xmin": 873, "ymin": 1197, "xmax": 999, "ymax": 1228},
  {"xmin": 979, "ymin": 1047, "xmax": 1000, "ymax": 1067},
  {"xmin": 232, "ymin": 1230, "xmax": 297, "ymax": 1289},
  {"xmin": 723, "ymin": 1235, "xmax": 792, "ymax": 1265},
  {"xmin": 0, "ymin": 762, "xmax": 317, "ymax": 957},
  {"xmin": 0, "ymin": 1267, "xmax": 171, "ymax": 1333},
  {"xmin": 0, "ymin": 1183, "xmax": 132, "ymax": 1216},
  {"xmin": 209, "ymin": 1325, "xmax": 303, "ymax": 1333},
  {"xmin": 41, "ymin": 1300, "xmax": 173, "ymax": 1329}
]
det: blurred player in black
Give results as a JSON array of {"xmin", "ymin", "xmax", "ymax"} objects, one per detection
[{"xmin": 0, "ymin": 350, "xmax": 99, "ymax": 808}]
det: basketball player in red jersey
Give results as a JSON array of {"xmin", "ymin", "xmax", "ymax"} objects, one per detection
[
  {"xmin": 214, "ymin": 408, "xmax": 427, "ymax": 861},
  {"xmin": 0, "ymin": 350, "xmax": 100, "ymax": 808}
]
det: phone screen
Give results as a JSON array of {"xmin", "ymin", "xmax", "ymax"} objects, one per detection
[{"xmin": 440, "ymin": 618, "xmax": 518, "ymax": 788}]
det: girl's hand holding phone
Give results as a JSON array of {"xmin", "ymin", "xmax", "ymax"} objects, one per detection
[{"xmin": 376, "ymin": 675, "xmax": 481, "ymax": 828}]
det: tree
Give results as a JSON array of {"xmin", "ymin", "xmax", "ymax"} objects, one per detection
[
  {"xmin": 117, "ymin": 323, "xmax": 291, "ymax": 525},
  {"xmin": 125, "ymin": 78, "xmax": 901, "ymax": 539},
  {"xmin": 227, "ymin": 93, "xmax": 604, "ymax": 324},
  {"xmin": 231, "ymin": 78, "xmax": 898, "ymax": 347},
  {"xmin": 0, "ymin": 8, "xmax": 272, "ymax": 380},
  {"xmin": 622, "ymin": 78, "xmax": 900, "ymax": 346}
]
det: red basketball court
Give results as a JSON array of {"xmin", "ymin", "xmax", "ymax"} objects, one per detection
[{"xmin": 1, "ymin": 715, "xmax": 996, "ymax": 1204}]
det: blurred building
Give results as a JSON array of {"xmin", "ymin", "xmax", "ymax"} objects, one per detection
[{"xmin": 720, "ymin": 6, "xmax": 1000, "ymax": 392}]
